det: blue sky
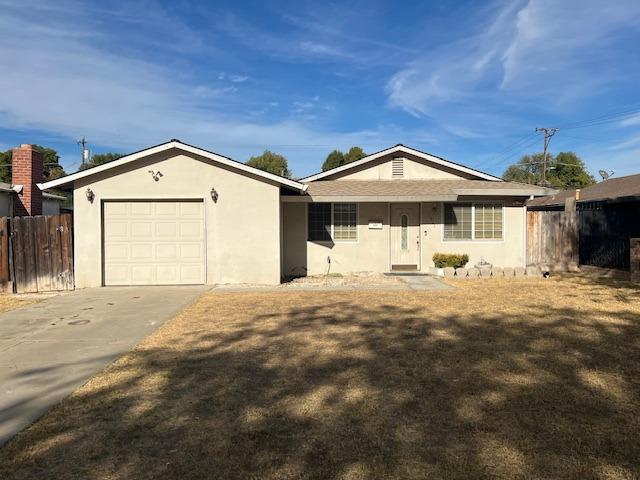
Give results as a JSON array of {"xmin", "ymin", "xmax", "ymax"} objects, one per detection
[{"xmin": 1, "ymin": 0, "xmax": 640, "ymax": 178}]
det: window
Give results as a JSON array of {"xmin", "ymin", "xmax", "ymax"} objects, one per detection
[
  {"xmin": 333, "ymin": 203, "xmax": 357, "ymax": 241},
  {"xmin": 474, "ymin": 203, "xmax": 503, "ymax": 240},
  {"xmin": 308, "ymin": 203, "xmax": 331, "ymax": 241},
  {"xmin": 308, "ymin": 203, "xmax": 358, "ymax": 242},
  {"xmin": 401, "ymin": 214, "xmax": 408, "ymax": 250},
  {"xmin": 443, "ymin": 203, "xmax": 503, "ymax": 241},
  {"xmin": 443, "ymin": 203, "xmax": 473, "ymax": 240}
]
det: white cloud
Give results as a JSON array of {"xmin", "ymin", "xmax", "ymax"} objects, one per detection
[
  {"xmin": 229, "ymin": 75, "xmax": 249, "ymax": 83},
  {"xmin": 387, "ymin": 0, "xmax": 640, "ymax": 116}
]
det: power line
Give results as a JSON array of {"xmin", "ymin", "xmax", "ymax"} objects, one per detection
[{"xmin": 535, "ymin": 127, "xmax": 558, "ymax": 186}]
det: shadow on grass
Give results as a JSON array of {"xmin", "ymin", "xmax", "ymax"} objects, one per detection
[{"xmin": 1, "ymin": 287, "xmax": 639, "ymax": 479}]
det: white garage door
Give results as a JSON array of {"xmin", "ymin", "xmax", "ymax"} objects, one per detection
[{"xmin": 103, "ymin": 201, "xmax": 205, "ymax": 285}]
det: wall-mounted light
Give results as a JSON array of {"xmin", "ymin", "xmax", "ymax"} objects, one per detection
[
  {"xmin": 148, "ymin": 170, "xmax": 163, "ymax": 181},
  {"xmin": 85, "ymin": 187, "xmax": 95, "ymax": 203},
  {"xmin": 210, "ymin": 187, "xmax": 218, "ymax": 203}
]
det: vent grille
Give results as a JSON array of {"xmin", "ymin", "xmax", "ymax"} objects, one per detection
[{"xmin": 392, "ymin": 158, "xmax": 404, "ymax": 178}]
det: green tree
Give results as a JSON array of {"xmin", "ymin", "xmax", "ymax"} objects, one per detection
[
  {"xmin": 246, "ymin": 150, "xmax": 291, "ymax": 178},
  {"xmin": 345, "ymin": 146, "xmax": 366, "ymax": 163},
  {"xmin": 321, "ymin": 146, "xmax": 367, "ymax": 171},
  {"xmin": 322, "ymin": 150, "xmax": 345, "ymax": 171},
  {"xmin": 502, "ymin": 152, "xmax": 595, "ymax": 188},
  {"xmin": 0, "ymin": 145, "xmax": 66, "ymax": 183},
  {"xmin": 549, "ymin": 152, "xmax": 596, "ymax": 188},
  {"xmin": 79, "ymin": 152, "xmax": 125, "ymax": 171}
]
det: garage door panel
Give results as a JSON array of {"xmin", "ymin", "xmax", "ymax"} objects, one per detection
[{"xmin": 104, "ymin": 201, "xmax": 205, "ymax": 285}]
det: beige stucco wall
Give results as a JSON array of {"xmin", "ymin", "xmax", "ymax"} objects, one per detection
[
  {"xmin": 0, "ymin": 192, "xmax": 9, "ymax": 217},
  {"xmin": 73, "ymin": 149, "xmax": 282, "ymax": 287},
  {"xmin": 282, "ymin": 202, "xmax": 390, "ymax": 276},
  {"xmin": 325, "ymin": 153, "xmax": 475, "ymax": 181},
  {"xmin": 282, "ymin": 200, "xmax": 527, "ymax": 276},
  {"xmin": 420, "ymin": 202, "xmax": 526, "ymax": 268}
]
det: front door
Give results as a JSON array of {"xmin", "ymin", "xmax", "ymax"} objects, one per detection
[{"xmin": 390, "ymin": 203, "xmax": 420, "ymax": 270}]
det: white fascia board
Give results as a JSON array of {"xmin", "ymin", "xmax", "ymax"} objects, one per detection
[
  {"xmin": 300, "ymin": 145, "xmax": 503, "ymax": 183},
  {"xmin": 38, "ymin": 141, "xmax": 305, "ymax": 192}
]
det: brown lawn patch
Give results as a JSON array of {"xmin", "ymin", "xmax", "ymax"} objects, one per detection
[
  {"xmin": 0, "ymin": 295, "xmax": 38, "ymax": 313},
  {"xmin": 1, "ymin": 276, "xmax": 640, "ymax": 479}
]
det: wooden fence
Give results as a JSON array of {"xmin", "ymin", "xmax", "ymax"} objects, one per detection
[
  {"xmin": 0, "ymin": 214, "xmax": 74, "ymax": 293},
  {"xmin": 526, "ymin": 210, "xmax": 578, "ymax": 270}
]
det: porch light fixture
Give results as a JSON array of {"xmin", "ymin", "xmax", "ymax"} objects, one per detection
[
  {"xmin": 210, "ymin": 187, "xmax": 218, "ymax": 203},
  {"xmin": 85, "ymin": 187, "xmax": 95, "ymax": 203}
]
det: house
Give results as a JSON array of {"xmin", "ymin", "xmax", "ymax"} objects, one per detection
[
  {"xmin": 39, "ymin": 140, "xmax": 551, "ymax": 287},
  {"xmin": 0, "ymin": 145, "xmax": 66, "ymax": 217},
  {"xmin": 528, "ymin": 173, "xmax": 640, "ymax": 271}
]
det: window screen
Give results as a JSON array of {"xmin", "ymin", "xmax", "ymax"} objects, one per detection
[
  {"xmin": 474, "ymin": 203, "xmax": 503, "ymax": 240},
  {"xmin": 443, "ymin": 203, "xmax": 472, "ymax": 240},
  {"xmin": 308, "ymin": 203, "xmax": 331, "ymax": 241},
  {"xmin": 333, "ymin": 203, "xmax": 357, "ymax": 241}
]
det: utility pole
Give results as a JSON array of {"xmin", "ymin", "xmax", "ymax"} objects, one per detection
[
  {"xmin": 535, "ymin": 127, "xmax": 558, "ymax": 186},
  {"xmin": 77, "ymin": 137, "xmax": 89, "ymax": 167}
]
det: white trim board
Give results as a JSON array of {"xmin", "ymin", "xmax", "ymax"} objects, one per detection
[
  {"xmin": 38, "ymin": 140, "xmax": 306, "ymax": 192},
  {"xmin": 300, "ymin": 145, "xmax": 504, "ymax": 183}
]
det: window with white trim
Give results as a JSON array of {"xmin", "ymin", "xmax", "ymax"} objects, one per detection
[
  {"xmin": 443, "ymin": 203, "xmax": 503, "ymax": 241},
  {"xmin": 308, "ymin": 203, "xmax": 358, "ymax": 242}
]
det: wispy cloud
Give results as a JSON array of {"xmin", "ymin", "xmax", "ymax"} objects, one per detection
[{"xmin": 387, "ymin": 0, "xmax": 640, "ymax": 115}]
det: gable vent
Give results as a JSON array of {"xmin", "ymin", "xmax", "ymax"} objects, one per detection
[{"xmin": 392, "ymin": 158, "xmax": 404, "ymax": 178}]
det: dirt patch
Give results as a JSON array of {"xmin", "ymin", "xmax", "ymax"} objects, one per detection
[
  {"xmin": 285, "ymin": 272, "xmax": 404, "ymax": 287},
  {"xmin": 1, "ymin": 276, "xmax": 639, "ymax": 479},
  {"xmin": 0, "ymin": 295, "xmax": 41, "ymax": 313}
]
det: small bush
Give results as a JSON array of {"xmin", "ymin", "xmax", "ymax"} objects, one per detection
[{"xmin": 432, "ymin": 253, "xmax": 469, "ymax": 268}]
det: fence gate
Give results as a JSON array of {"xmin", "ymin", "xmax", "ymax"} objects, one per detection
[
  {"xmin": 526, "ymin": 210, "xmax": 578, "ymax": 269},
  {"xmin": 578, "ymin": 202, "xmax": 638, "ymax": 271},
  {"xmin": 9, "ymin": 214, "xmax": 74, "ymax": 293}
]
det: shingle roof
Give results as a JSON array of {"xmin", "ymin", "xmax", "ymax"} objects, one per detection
[
  {"xmin": 304, "ymin": 179, "xmax": 551, "ymax": 198},
  {"xmin": 527, "ymin": 173, "xmax": 640, "ymax": 207}
]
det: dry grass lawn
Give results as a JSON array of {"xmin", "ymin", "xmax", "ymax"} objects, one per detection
[
  {"xmin": 0, "ymin": 295, "xmax": 38, "ymax": 313},
  {"xmin": 1, "ymin": 276, "xmax": 640, "ymax": 479}
]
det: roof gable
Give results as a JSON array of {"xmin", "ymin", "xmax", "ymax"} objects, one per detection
[
  {"xmin": 38, "ymin": 140, "xmax": 306, "ymax": 192},
  {"xmin": 301, "ymin": 145, "xmax": 503, "ymax": 183}
]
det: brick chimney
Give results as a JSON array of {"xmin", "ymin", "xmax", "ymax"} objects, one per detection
[{"xmin": 12, "ymin": 144, "xmax": 43, "ymax": 216}]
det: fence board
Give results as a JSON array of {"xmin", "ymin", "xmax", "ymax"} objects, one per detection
[
  {"xmin": 48, "ymin": 215, "xmax": 64, "ymax": 291},
  {"xmin": 0, "ymin": 218, "xmax": 9, "ymax": 292},
  {"xmin": 526, "ymin": 210, "xmax": 578, "ymax": 270},
  {"xmin": 5, "ymin": 214, "xmax": 74, "ymax": 293},
  {"xmin": 60, "ymin": 214, "xmax": 74, "ymax": 290},
  {"xmin": 34, "ymin": 216, "xmax": 52, "ymax": 292}
]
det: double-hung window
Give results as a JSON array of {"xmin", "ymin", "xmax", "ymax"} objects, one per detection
[
  {"xmin": 443, "ymin": 203, "xmax": 503, "ymax": 241},
  {"xmin": 308, "ymin": 203, "xmax": 358, "ymax": 242}
]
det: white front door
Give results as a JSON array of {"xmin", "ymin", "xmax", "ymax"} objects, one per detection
[
  {"xmin": 103, "ymin": 200, "xmax": 205, "ymax": 285},
  {"xmin": 390, "ymin": 203, "xmax": 420, "ymax": 270}
]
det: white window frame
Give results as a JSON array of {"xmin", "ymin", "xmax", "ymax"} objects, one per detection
[
  {"xmin": 441, "ymin": 202, "xmax": 505, "ymax": 243},
  {"xmin": 307, "ymin": 202, "xmax": 359, "ymax": 243}
]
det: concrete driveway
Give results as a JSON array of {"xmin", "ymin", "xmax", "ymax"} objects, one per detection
[{"xmin": 0, "ymin": 286, "xmax": 208, "ymax": 446}]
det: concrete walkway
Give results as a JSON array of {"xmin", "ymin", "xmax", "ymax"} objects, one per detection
[
  {"xmin": 0, "ymin": 286, "xmax": 207, "ymax": 446},
  {"xmin": 392, "ymin": 274, "xmax": 455, "ymax": 291}
]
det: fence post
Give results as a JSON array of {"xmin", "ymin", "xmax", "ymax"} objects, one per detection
[{"xmin": 631, "ymin": 238, "xmax": 640, "ymax": 283}]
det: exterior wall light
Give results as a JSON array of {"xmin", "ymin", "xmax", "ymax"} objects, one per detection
[
  {"xmin": 210, "ymin": 187, "xmax": 218, "ymax": 203},
  {"xmin": 85, "ymin": 187, "xmax": 95, "ymax": 203}
]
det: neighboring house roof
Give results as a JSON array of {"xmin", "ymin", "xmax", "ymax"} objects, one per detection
[
  {"xmin": 300, "ymin": 145, "xmax": 504, "ymax": 183},
  {"xmin": 38, "ymin": 139, "xmax": 306, "ymax": 192},
  {"xmin": 291, "ymin": 179, "xmax": 552, "ymax": 202},
  {"xmin": 0, "ymin": 182, "xmax": 22, "ymax": 193},
  {"xmin": 43, "ymin": 192, "xmax": 67, "ymax": 201},
  {"xmin": 527, "ymin": 173, "xmax": 640, "ymax": 207}
]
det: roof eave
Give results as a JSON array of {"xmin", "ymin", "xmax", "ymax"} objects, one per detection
[
  {"xmin": 300, "ymin": 145, "xmax": 503, "ymax": 183},
  {"xmin": 38, "ymin": 140, "xmax": 306, "ymax": 192}
]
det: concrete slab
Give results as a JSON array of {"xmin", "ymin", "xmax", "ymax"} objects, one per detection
[
  {"xmin": 0, "ymin": 285, "xmax": 208, "ymax": 446},
  {"xmin": 392, "ymin": 274, "xmax": 455, "ymax": 291}
]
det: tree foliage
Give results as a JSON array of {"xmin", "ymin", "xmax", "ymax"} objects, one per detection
[
  {"xmin": 79, "ymin": 152, "xmax": 125, "ymax": 171},
  {"xmin": 502, "ymin": 151, "xmax": 595, "ymax": 188},
  {"xmin": 0, "ymin": 145, "xmax": 66, "ymax": 183},
  {"xmin": 321, "ymin": 146, "xmax": 367, "ymax": 171},
  {"xmin": 246, "ymin": 150, "xmax": 292, "ymax": 178}
]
